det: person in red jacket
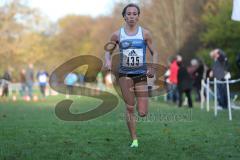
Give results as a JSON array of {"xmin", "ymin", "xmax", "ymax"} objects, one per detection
[{"xmin": 168, "ymin": 55, "xmax": 180, "ymax": 103}]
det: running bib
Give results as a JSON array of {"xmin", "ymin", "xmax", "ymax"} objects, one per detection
[{"xmin": 122, "ymin": 48, "xmax": 143, "ymax": 67}]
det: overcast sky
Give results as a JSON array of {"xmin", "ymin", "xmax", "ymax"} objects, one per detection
[{"xmin": 27, "ymin": 0, "xmax": 116, "ymax": 21}]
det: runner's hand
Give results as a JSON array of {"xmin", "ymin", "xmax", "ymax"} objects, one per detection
[{"xmin": 147, "ymin": 67, "xmax": 155, "ymax": 78}]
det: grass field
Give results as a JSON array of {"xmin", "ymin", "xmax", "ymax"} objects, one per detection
[{"xmin": 1, "ymin": 94, "xmax": 240, "ymax": 160}]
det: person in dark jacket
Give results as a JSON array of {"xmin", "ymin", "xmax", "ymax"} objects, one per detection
[
  {"xmin": 237, "ymin": 52, "xmax": 240, "ymax": 75},
  {"xmin": 190, "ymin": 59, "xmax": 204, "ymax": 102},
  {"xmin": 1, "ymin": 70, "xmax": 11, "ymax": 98},
  {"xmin": 177, "ymin": 56, "xmax": 193, "ymax": 108},
  {"xmin": 210, "ymin": 49, "xmax": 228, "ymax": 109}
]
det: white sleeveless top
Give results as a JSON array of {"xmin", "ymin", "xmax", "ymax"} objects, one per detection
[{"xmin": 118, "ymin": 26, "xmax": 147, "ymax": 74}]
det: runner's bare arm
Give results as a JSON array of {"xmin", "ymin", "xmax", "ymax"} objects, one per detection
[
  {"xmin": 144, "ymin": 29, "xmax": 158, "ymax": 66},
  {"xmin": 105, "ymin": 31, "xmax": 119, "ymax": 70}
]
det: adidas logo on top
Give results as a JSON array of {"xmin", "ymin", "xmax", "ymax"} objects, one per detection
[{"xmin": 128, "ymin": 50, "xmax": 137, "ymax": 56}]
